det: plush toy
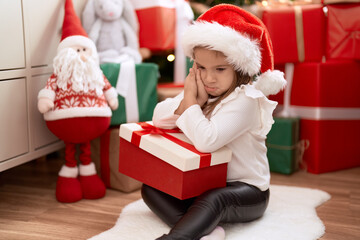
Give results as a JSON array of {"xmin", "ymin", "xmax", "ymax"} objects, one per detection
[
  {"xmin": 37, "ymin": 0, "xmax": 119, "ymax": 203},
  {"xmin": 82, "ymin": 0, "xmax": 143, "ymax": 63}
]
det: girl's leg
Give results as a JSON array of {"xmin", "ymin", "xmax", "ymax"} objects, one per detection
[
  {"xmin": 199, "ymin": 226, "xmax": 225, "ymax": 240},
  {"xmin": 141, "ymin": 184, "xmax": 195, "ymax": 228},
  {"xmin": 158, "ymin": 182, "xmax": 269, "ymax": 240}
]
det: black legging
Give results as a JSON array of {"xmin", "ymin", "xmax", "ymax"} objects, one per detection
[{"xmin": 141, "ymin": 181, "xmax": 270, "ymax": 240}]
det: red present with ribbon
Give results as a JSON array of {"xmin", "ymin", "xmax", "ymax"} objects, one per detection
[
  {"xmin": 273, "ymin": 60, "xmax": 360, "ymax": 173},
  {"xmin": 130, "ymin": 0, "xmax": 193, "ymax": 52},
  {"xmin": 326, "ymin": 3, "xmax": 360, "ymax": 60},
  {"xmin": 91, "ymin": 128, "xmax": 142, "ymax": 193},
  {"xmin": 261, "ymin": 4, "xmax": 325, "ymax": 64},
  {"xmin": 119, "ymin": 122, "xmax": 232, "ymax": 199}
]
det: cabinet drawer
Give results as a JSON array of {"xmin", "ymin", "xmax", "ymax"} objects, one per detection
[
  {"xmin": 0, "ymin": 0, "xmax": 25, "ymax": 70},
  {"xmin": 23, "ymin": 0, "xmax": 63, "ymax": 67},
  {"xmin": 23, "ymin": 0, "xmax": 89, "ymax": 67},
  {"xmin": 0, "ymin": 79, "xmax": 29, "ymax": 162}
]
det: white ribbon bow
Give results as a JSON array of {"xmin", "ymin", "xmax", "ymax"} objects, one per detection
[{"xmin": 116, "ymin": 60, "xmax": 139, "ymax": 123}]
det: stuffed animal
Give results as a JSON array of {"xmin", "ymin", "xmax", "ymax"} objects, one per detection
[
  {"xmin": 37, "ymin": 0, "xmax": 119, "ymax": 203},
  {"xmin": 82, "ymin": 0, "xmax": 143, "ymax": 63}
]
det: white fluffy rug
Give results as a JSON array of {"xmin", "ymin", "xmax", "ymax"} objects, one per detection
[{"xmin": 89, "ymin": 185, "xmax": 330, "ymax": 240}]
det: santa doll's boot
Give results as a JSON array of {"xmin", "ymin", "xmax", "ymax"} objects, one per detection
[
  {"xmin": 78, "ymin": 142, "xmax": 106, "ymax": 199},
  {"xmin": 79, "ymin": 162, "xmax": 106, "ymax": 199},
  {"xmin": 56, "ymin": 165, "xmax": 82, "ymax": 203}
]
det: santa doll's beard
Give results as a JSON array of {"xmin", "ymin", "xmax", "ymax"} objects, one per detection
[{"xmin": 53, "ymin": 48, "xmax": 105, "ymax": 96}]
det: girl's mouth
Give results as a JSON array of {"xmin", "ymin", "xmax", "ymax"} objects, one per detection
[{"xmin": 204, "ymin": 85, "xmax": 217, "ymax": 92}]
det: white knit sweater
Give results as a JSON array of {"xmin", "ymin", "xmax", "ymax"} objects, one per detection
[{"xmin": 152, "ymin": 84, "xmax": 277, "ymax": 191}]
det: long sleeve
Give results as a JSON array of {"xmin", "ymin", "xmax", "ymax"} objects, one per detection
[
  {"xmin": 152, "ymin": 91, "xmax": 184, "ymax": 129},
  {"xmin": 176, "ymin": 92, "xmax": 258, "ymax": 153}
]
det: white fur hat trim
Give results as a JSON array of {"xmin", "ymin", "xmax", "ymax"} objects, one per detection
[
  {"xmin": 182, "ymin": 21, "xmax": 261, "ymax": 76},
  {"xmin": 254, "ymin": 70, "xmax": 287, "ymax": 96},
  {"xmin": 58, "ymin": 35, "xmax": 97, "ymax": 56}
]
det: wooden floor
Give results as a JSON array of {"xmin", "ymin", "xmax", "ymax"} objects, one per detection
[{"xmin": 0, "ymin": 151, "xmax": 359, "ymax": 240}]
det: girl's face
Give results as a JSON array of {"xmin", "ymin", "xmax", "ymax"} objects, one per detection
[{"xmin": 193, "ymin": 47, "xmax": 236, "ymax": 97}]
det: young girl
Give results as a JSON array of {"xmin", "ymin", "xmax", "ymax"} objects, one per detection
[{"xmin": 142, "ymin": 4, "xmax": 286, "ymax": 240}]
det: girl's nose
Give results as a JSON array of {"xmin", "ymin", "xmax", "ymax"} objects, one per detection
[{"xmin": 204, "ymin": 71, "xmax": 215, "ymax": 83}]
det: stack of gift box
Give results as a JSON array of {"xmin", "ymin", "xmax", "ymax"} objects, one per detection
[
  {"xmin": 90, "ymin": 0, "xmax": 194, "ymax": 193},
  {"xmin": 92, "ymin": 0, "xmax": 359, "ymax": 197},
  {"xmin": 261, "ymin": 1, "xmax": 360, "ymax": 174},
  {"xmin": 111, "ymin": 1, "xmax": 233, "ymax": 200},
  {"xmin": 91, "ymin": 62, "xmax": 159, "ymax": 192}
]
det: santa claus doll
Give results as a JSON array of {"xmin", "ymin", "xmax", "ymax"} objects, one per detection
[{"xmin": 37, "ymin": 0, "xmax": 118, "ymax": 203}]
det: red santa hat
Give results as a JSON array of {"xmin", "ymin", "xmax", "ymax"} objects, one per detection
[
  {"xmin": 182, "ymin": 4, "xmax": 286, "ymax": 96},
  {"xmin": 57, "ymin": 0, "xmax": 97, "ymax": 57}
]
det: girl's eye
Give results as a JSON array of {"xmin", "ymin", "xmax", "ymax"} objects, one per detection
[
  {"xmin": 83, "ymin": 48, "xmax": 86, "ymax": 52},
  {"xmin": 197, "ymin": 66, "xmax": 205, "ymax": 70},
  {"xmin": 216, "ymin": 68, "xmax": 226, "ymax": 71},
  {"xmin": 76, "ymin": 49, "xmax": 81, "ymax": 52}
]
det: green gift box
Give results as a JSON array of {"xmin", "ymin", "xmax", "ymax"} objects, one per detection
[
  {"xmin": 266, "ymin": 117, "xmax": 300, "ymax": 174},
  {"xmin": 101, "ymin": 63, "xmax": 159, "ymax": 125}
]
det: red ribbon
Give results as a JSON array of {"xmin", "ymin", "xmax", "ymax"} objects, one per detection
[{"xmin": 131, "ymin": 122, "xmax": 212, "ymax": 168}]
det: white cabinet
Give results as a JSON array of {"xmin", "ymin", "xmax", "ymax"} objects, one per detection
[
  {"xmin": 23, "ymin": 0, "xmax": 63, "ymax": 67},
  {"xmin": 0, "ymin": 0, "xmax": 87, "ymax": 171},
  {"xmin": 0, "ymin": 79, "xmax": 29, "ymax": 161},
  {"xmin": 0, "ymin": 0, "xmax": 25, "ymax": 70}
]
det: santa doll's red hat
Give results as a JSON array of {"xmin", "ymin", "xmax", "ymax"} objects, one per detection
[
  {"xmin": 57, "ymin": 0, "xmax": 97, "ymax": 56},
  {"xmin": 182, "ymin": 4, "xmax": 286, "ymax": 96}
]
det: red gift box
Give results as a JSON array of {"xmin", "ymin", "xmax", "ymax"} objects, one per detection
[
  {"xmin": 157, "ymin": 82, "xmax": 184, "ymax": 101},
  {"xmin": 91, "ymin": 128, "xmax": 142, "ymax": 192},
  {"xmin": 261, "ymin": 4, "xmax": 325, "ymax": 64},
  {"xmin": 274, "ymin": 60, "xmax": 360, "ymax": 173},
  {"xmin": 326, "ymin": 3, "xmax": 360, "ymax": 60},
  {"xmin": 130, "ymin": 0, "xmax": 184, "ymax": 51},
  {"xmin": 119, "ymin": 122, "xmax": 232, "ymax": 199}
]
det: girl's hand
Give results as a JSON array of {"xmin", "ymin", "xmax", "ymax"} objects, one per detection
[
  {"xmin": 194, "ymin": 64, "xmax": 208, "ymax": 107},
  {"xmin": 183, "ymin": 66, "xmax": 198, "ymax": 101},
  {"xmin": 175, "ymin": 65, "xmax": 198, "ymax": 115}
]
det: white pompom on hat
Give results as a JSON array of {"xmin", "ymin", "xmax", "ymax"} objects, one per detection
[
  {"xmin": 57, "ymin": 0, "xmax": 97, "ymax": 58},
  {"xmin": 182, "ymin": 4, "xmax": 286, "ymax": 96}
]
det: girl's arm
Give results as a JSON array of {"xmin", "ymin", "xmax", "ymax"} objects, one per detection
[
  {"xmin": 153, "ymin": 64, "xmax": 208, "ymax": 129},
  {"xmin": 176, "ymin": 93, "xmax": 258, "ymax": 152},
  {"xmin": 152, "ymin": 92, "xmax": 184, "ymax": 129}
]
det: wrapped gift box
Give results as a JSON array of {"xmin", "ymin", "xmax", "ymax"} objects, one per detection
[
  {"xmin": 131, "ymin": 0, "xmax": 193, "ymax": 51},
  {"xmin": 101, "ymin": 63, "xmax": 158, "ymax": 125},
  {"xmin": 91, "ymin": 127, "xmax": 142, "ymax": 192},
  {"xmin": 261, "ymin": 4, "xmax": 325, "ymax": 64},
  {"xmin": 119, "ymin": 122, "xmax": 232, "ymax": 199},
  {"xmin": 157, "ymin": 83, "xmax": 184, "ymax": 102},
  {"xmin": 326, "ymin": 3, "xmax": 360, "ymax": 60},
  {"xmin": 280, "ymin": 60, "xmax": 360, "ymax": 173},
  {"xmin": 130, "ymin": 0, "xmax": 174, "ymax": 51},
  {"xmin": 267, "ymin": 117, "xmax": 300, "ymax": 174}
]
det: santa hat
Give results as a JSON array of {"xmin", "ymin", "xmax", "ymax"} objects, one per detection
[
  {"xmin": 57, "ymin": 0, "xmax": 97, "ymax": 57},
  {"xmin": 182, "ymin": 4, "xmax": 286, "ymax": 96}
]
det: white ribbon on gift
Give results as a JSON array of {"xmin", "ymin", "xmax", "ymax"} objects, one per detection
[
  {"xmin": 277, "ymin": 63, "xmax": 360, "ymax": 120},
  {"xmin": 130, "ymin": 0, "xmax": 194, "ymax": 84},
  {"xmin": 287, "ymin": 106, "xmax": 360, "ymax": 120},
  {"xmin": 116, "ymin": 60, "xmax": 139, "ymax": 123}
]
